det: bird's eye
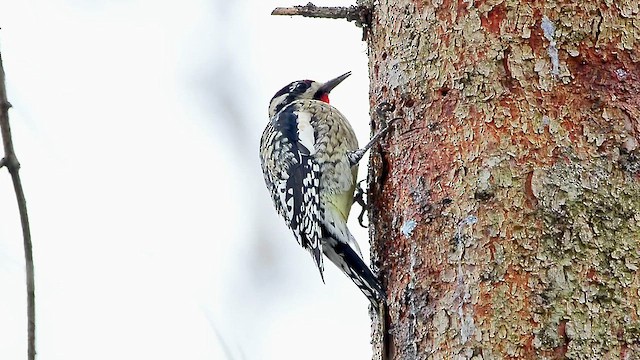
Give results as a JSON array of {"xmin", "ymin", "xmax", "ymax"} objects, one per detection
[{"xmin": 295, "ymin": 83, "xmax": 306, "ymax": 91}]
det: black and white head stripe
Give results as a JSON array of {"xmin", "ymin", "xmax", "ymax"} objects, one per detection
[
  {"xmin": 267, "ymin": 72, "xmax": 351, "ymax": 119},
  {"xmin": 273, "ymin": 80, "xmax": 312, "ymax": 99},
  {"xmin": 268, "ymin": 80, "xmax": 324, "ymax": 119}
]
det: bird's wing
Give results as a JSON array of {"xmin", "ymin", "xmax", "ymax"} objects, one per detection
[{"xmin": 259, "ymin": 105, "xmax": 324, "ymax": 279}]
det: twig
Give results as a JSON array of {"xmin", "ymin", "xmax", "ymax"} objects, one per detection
[
  {"xmin": 271, "ymin": 2, "xmax": 371, "ymax": 29},
  {"xmin": 0, "ymin": 49, "xmax": 36, "ymax": 360}
]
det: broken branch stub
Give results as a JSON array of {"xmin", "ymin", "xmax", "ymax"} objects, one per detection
[{"xmin": 271, "ymin": 2, "xmax": 371, "ymax": 30}]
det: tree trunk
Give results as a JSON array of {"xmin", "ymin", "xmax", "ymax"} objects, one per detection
[{"xmin": 367, "ymin": 0, "xmax": 640, "ymax": 358}]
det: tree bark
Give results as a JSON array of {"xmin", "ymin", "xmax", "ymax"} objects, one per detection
[{"xmin": 367, "ymin": 0, "xmax": 640, "ymax": 358}]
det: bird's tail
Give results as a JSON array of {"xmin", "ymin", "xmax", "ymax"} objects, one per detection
[{"xmin": 322, "ymin": 236, "xmax": 385, "ymax": 309}]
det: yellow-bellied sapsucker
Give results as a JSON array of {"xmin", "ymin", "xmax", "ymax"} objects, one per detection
[{"xmin": 259, "ymin": 72, "xmax": 391, "ymax": 308}]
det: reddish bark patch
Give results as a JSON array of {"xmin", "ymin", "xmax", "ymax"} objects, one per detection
[
  {"xmin": 440, "ymin": 89, "xmax": 459, "ymax": 119},
  {"xmin": 475, "ymin": 290, "xmax": 493, "ymax": 318},
  {"xmin": 553, "ymin": 320, "xmax": 569, "ymax": 358},
  {"xmin": 505, "ymin": 265, "xmax": 530, "ymax": 289},
  {"xmin": 561, "ymin": 115, "xmax": 585, "ymax": 143},
  {"xmin": 586, "ymin": 267, "xmax": 597, "ymax": 282},
  {"xmin": 524, "ymin": 171, "xmax": 538, "ymax": 207},
  {"xmin": 456, "ymin": 0, "xmax": 470, "ymax": 18},
  {"xmin": 527, "ymin": 22, "xmax": 545, "ymax": 58},
  {"xmin": 435, "ymin": 0, "xmax": 454, "ymax": 23},
  {"xmin": 403, "ymin": 96, "xmax": 415, "ymax": 108},
  {"xmin": 621, "ymin": 344, "xmax": 630, "ymax": 359},
  {"xmin": 412, "ymin": 0, "xmax": 428, "ymax": 13},
  {"xmin": 565, "ymin": 44, "xmax": 640, "ymax": 158},
  {"xmin": 567, "ymin": 43, "xmax": 640, "ymax": 102},
  {"xmin": 480, "ymin": 3, "xmax": 507, "ymax": 35}
]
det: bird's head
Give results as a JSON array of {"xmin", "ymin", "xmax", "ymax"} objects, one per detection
[{"xmin": 268, "ymin": 71, "xmax": 351, "ymax": 118}]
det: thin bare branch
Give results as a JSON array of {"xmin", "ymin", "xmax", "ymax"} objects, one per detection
[
  {"xmin": 271, "ymin": 2, "xmax": 370, "ymax": 27},
  {"xmin": 0, "ymin": 49, "xmax": 36, "ymax": 360}
]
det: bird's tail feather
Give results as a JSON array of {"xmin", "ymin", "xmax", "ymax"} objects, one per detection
[{"xmin": 322, "ymin": 237, "xmax": 385, "ymax": 308}]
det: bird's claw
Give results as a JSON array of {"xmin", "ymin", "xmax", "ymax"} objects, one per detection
[
  {"xmin": 353, "ymin": 179, "xmax": 369, "ymax": 228},
  {"xmin": 375, "ymin": 101, "xmax": 401, "ymax": 133},
  {"xmin": 376, "ymin": 102, "xmax": 395, "ymax": 119}
]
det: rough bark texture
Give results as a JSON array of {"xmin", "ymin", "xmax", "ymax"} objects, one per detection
[{"xmin": 366, "ymin": 0, "xmax": 640, "ymax": 359}]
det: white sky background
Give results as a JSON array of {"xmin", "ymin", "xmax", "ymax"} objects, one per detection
[{"xmin": 0, "ymin": 1, "xmax": 375, "ymax": 359}]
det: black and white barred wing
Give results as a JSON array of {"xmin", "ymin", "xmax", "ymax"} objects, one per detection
[{"xmin": 259, "ymin": 105, "xmax": 324, "ymax": 279}]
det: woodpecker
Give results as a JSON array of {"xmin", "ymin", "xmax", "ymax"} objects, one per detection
[{"xmin": 259, "ymin": 71, "xmax": 392, "ymax": 308}]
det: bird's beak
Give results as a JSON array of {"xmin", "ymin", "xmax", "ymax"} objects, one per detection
[{"xmin": 319, "ymin": 71, "xmax": 351, "ymax": 93}]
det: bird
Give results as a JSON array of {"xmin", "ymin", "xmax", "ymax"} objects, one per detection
[{"xmin": 259, "ymin": 71, "xmax": 394, "ymax": 308}]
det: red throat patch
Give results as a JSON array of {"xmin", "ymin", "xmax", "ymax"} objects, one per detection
[{"xmin": 319, "ymin": 93, "xmax": 330, "ymax": 104}]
